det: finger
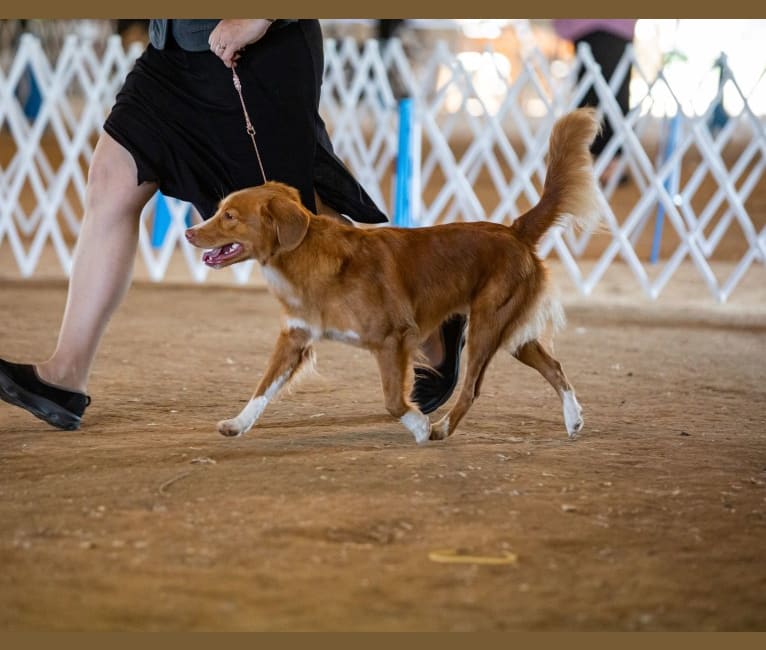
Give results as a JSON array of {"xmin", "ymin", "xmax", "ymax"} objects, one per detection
[
  {"xmin": 221, "ymin": 43, "xmax": 238, "ymax": 67},
  {"xmin": 220, "ymin": 47, "xmax": 236, "ymax": 68}
]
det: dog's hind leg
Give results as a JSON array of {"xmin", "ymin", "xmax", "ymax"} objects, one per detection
[
  {"xmin": 218, "ymin": 328, "xmax": 313, "ymax": 437},
  {"xmin": 513, "ymin": 339, "xmax": 583, "ymax": 438},
  {"xmin": 374, "ymin": 336, "xmax": 431, "ymax": 445},
  {"xmin": 430, "ymin": 306, "xmax": 511, "ymax": 440},
  {"xmin": 431, "ymin": 284, "xmax": 537, "ymax": 440}
]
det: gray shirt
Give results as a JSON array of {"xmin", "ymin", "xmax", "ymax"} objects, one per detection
[
  {"xmin": 149, "ymin": 19, "xmax": 295, "ymax": 51},
  {"xmin": 149, "ymin": 19, "xmax": 221, "ymax": 51}
]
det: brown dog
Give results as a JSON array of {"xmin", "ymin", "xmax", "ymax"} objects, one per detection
[{"xmin": 185, "ymin": 108, "xmax": 601, "ymax": 444}]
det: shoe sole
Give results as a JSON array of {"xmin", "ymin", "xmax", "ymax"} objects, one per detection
[
  {"xmin": 0, "ymin": 371, "xmax": 81, "ymax": 430},
  {"xmin": 413, "ymin": 365, "xmax": 462, "ymax": 415},
  {"xmin": 412, "ymin": 316, "xmax": 467, "ymax": 415}
]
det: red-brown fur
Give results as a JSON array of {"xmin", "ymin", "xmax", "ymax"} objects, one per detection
[{"xmin": 185, "ymin": 108, "xmax": 601, "ymax": 443}]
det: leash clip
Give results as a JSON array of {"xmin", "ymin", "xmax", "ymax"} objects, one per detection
[{"xmin": 231, "ymin": 68, "xmax": 267, "ymax": 183}]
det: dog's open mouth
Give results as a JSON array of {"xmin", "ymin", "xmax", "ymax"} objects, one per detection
[{"xmin": 202, "ymin": 243, "xmax": 244, "ymax": 267}]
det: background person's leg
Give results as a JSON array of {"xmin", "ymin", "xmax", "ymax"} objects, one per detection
[{"xmin": 575, "ymin": 30, "xmax": 631, "ymax": 157}]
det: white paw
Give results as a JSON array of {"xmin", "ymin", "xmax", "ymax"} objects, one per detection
[
  {"xmin": 218, "ymin": 418, "xmax": 246, "ymax": 437},
  {"xmin": 562, "ymin": 390, "xmax": 583, "ymax": 438},
  {"xmin": 218, "ymin": 396, "xmax": 267, "ymax": 437},
  {"xmin": 567, "ymin": 414, "xmax": 584, "ymax": 438},
  {"xmin": 401, "ymin": 410, "xmax": 431, "ymax": 445}
]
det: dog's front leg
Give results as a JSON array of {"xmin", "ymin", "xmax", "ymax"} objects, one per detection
[
  {"xmin": 218, "ymin": 328, "xmax": 313, "ymax": 437},
  {"xmin": 375, "ymin": 336, "xmax": 431, "ymax": 445}
]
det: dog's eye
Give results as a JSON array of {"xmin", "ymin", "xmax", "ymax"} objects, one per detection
[{"xmin": 223, "ymin": 212, "xmax": 234, "ymax": 221}]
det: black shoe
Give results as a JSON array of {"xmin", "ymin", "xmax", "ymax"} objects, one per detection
[
  {"xmin": 0, "ymin": 358, "xmax": 90, "ymax": 430},
  {"xmin": 411, "ymin": 314, "xmax": 467, "ymax": 415}
]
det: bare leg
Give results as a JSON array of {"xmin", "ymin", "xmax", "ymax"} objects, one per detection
[
  {"xmin": 218, "ymin": 328, "xmax": 313, "ymax": 437},
  {"xmin": 35, "ymin": 133, "xmax": 157, "ymax": 392},
  {"xmin": 514, "ymin": 339, "xmax": 583, "ymax": 437}
]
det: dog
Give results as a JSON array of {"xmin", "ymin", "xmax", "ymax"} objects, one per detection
[{"xmin": 184, "ymin": 108, "xmax": 601, "ymax": 444}]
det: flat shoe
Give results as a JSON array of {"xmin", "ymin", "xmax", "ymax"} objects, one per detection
[
  {"xmin": 411, "ymin": 314, "xmax": 467, "ymax": 414},
  {"xmin": 0, "ymin": 358, "xmax": 90, "ymax": 430}
]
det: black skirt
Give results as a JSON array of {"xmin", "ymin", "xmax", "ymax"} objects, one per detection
[{"xmin": 103, "ymin": 20, "xmax": 388, "ymax": 223}]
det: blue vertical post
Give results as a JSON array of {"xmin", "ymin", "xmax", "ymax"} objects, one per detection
[
  {"xmin": 17, "ymin": 66, "xmax": 42, "ymax": 121},
  {"xmin": 151, "ymin": 192, "xmax": 172, "ymax": 248},
  {"xmin": 394, "ymin": 97, "xmax": 413, "ymax": 227},
  {"xmin": 151, "ymin": 192, "xmax": 192, "ymax": 248},
  {"xmin": 651, "ymin": 112, "xmax": 681, "ymax": 264}
]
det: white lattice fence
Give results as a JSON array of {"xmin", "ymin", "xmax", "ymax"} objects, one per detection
[
  {"xmin": 566, "ymin": 44, "xmax": 766, "ymax": 301},
  {"xmin": 0, "ymin": 34, "xmax": 141, "ymax": 276},
  {"xmin": 1, "ymin": 33, "xmax": 764, "ymax": 301}
]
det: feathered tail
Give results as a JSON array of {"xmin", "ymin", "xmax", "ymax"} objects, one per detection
[{"xmin": 512, "ymin": 108, "xmax": 601, "ymax": 245}]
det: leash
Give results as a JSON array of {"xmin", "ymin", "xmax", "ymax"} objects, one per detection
[{"xmin": 231, "ymin": 67, "xmax": 268, "ymax": 183}]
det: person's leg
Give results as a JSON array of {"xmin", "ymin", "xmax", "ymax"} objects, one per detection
[
  {"xmin": 35, "ymin": 132, "xmax": 157, "ymax": 392},
  {"xmin": 576, "ymin": 30, "xmax": 630, "ymax": 157}
]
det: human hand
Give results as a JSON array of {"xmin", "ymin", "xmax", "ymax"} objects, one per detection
[{"xmin": 208, "ymin": 19, "xmax": 273, "ymax": 68}]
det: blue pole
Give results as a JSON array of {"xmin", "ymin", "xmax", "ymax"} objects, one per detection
[
  {"xmin": 394, "ymin": 97, "xmax": 413, "ymax": 227},
  {"xmin": 18, "ymin": 65, "xmax": 42, "ymax": 121},
  {"xmin": 151, "ymin": 192, "xmax": 172, "ymax": 248},
  {"xmin": 651, "ymin": 112, "xmax": 681, "ymax": 264},
  {"xmin": 151, "ymin": 193, "xmax": 192, "ymax": 248}
]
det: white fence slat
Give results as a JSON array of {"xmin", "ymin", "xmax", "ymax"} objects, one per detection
[{"xmin": 0, "ymin": 32, "xmax": 763, "ymax": 301}]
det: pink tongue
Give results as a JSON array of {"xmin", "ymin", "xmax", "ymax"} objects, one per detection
[{"xmin": 202, "ymin": 247, "xmax": 224, "ymax": 265}]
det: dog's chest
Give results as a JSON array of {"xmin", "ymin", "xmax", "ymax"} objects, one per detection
[
  {"xmin": 264, "ymin": 266, "xmax": 364, "ymax": 346},
  {"xmin": 261, "ymin": 266, "xmax": 303, "ymax": 308}
]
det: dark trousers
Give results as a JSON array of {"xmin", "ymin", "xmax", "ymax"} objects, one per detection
[
  {"xmin": 575, "ymin": 30, "xmax": 632, "ymax": 157},
  {"xmin": 105, "ymin": 20, "xmax": 386, "ymax": 223}
]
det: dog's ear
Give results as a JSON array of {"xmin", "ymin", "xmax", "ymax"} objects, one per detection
[{"xmin": 267, "ymin": 194, "xmax": 310, "ymax": 253}]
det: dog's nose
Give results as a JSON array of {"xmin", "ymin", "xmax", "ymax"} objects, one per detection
[{"xmin": 184, "ymin": 229, "xmax": 195, "ymax": 243}]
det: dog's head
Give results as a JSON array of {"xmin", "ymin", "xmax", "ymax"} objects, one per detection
[{"xmin": 185, "ymin": 181, "xmax": 311, "ymax": 268}]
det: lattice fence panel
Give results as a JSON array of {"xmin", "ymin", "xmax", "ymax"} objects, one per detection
[{"xmin": 0, "ymin": 31, "xmax": 763, "ymax": 301}]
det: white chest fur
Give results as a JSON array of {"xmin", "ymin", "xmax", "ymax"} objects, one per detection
[
  {"xmin": 262, "ymin": 266, "xmax": 302, "ymax": 308},
  {"xmin": 285, "ymin": 317, "xmax": 362, "ymax": 346}
]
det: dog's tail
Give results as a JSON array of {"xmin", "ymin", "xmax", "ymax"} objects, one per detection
[{"xmin": 511, "ymin": 108, "xmax": 601, "ymax": 246}]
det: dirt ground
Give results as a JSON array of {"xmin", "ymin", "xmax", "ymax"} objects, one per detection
[
  {"xmin": 1, "ymin": 113, "xmax": 766, "ymax": 630},
  {"xmin": 0, "ymin": 266, "xmax": 765, "ymax": 631}
]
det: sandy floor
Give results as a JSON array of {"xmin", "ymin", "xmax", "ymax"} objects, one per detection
[
  {"xmin": 0, "ymin": 270, "xmax": 764, "ymax": 631},
  {"xmin": 1, "ymin": 113, "xmax": 765, "ymax": 630}
]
